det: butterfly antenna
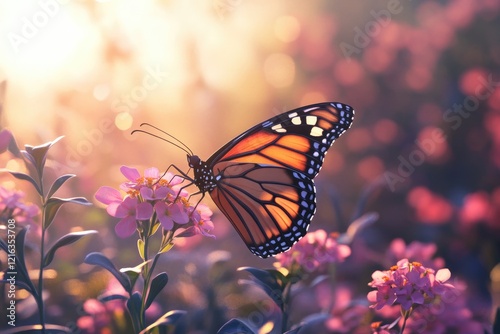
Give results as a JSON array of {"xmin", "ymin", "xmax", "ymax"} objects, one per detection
[
  {"xmin": 136, "ymin": 123, "xmax": 194, "ymax": 156},
  {"xmin": 131, "ymin": 127, "xmax": 192, "ymax": 156}
]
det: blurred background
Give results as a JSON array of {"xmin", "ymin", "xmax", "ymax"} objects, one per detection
[{"xmin": 0, "ymin": 0, "xmax": 499, "ymax": 332}]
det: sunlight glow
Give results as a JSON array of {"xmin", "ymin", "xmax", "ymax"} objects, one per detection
[
  {"xmin": 115, "ymin": 112, "xmax": 133, "ymax": 130},
  {"xmin": 274, "ymin": 15, "xmax": 301, "ymax": 43},
  {"xmin": 264, "ymin": 53, "xmax": 295, "ymax": 88}
]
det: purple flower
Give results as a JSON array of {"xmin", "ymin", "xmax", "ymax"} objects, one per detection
[
  {"xmin": 275, "ymin": 229, "xmax": 351, "ymax": 273},
  {"xmin": 154, "ymin": 201, "xmax": 189, "ymax": 230},
  {"xmin": 191, "ymin": 204, "xmax": 215, "ymax": 238},
  {"xmin": 95, "ymin": 186, "xmax": 123, "ymax": 216},
  {"xmin": 140, "ymin": 186, "xmax": 172, "ymax": 201},
  {"xmin": 178, "ymin": 204, "xmax": 215, "ymax": 238},
  {"xmin": 110, "ymin": 197, "xmax": 153, "ymax": 238},
  {"xmin": 367, "ymin": 259, "xmax": 455, "ymax": 312},
  {"xmin": 95, "ymin": 165, "xmax": 213, "ymax": 241},
  {"xmin": 0, "ymin": 185, "xmax": 39, "ymax": 224},
  {"xmin": 0, "ymin": 129, "xmax": 12, "ymax": 154},
  {"xmin": 386, "ymin": 238, "xmax": 445, "ymax": 269}
]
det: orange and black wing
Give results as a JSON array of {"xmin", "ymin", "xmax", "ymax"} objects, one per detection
[
  {"xmin": 210, "ymin": 163, "xmax": 316, "ymax": 257},
  {"xmin": 207, "ymin": 102, "xmax": 354, "ymax": 257}
]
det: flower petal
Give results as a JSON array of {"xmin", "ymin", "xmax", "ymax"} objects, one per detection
[
  {"xmin": 136, "ymin": 202, "xmax": 153, "ymax": 220},
  {"xmin": 176, "ymin": 226, "xmax": 196, "ymax": 238},
  {"xmin": 120, "ymin": 166, "xmax": 140, "ymax": 182},
  {"xmin": 0, "ymin": 129, "xmax": 12, "ymax": 153},
  {"xmin": 115, "ymin": 216, "xmax": 137, "ymax": 238},
  {"xmin": 95, "ymin": 186, "xmax": 122, "ymax": 204},
  {"xmin": 106, "ymin": 202, "xmax": 122, "ymax": 217},
  {"xmin": 158, "ymin": 214, "xmax": 174, "ymax": 230},
  {"xmin": 144, "ymin": 167, "xmax": 159, "ymax": 179},
  {"xmin": 436, "ymin": 268, "xmax": 451, "ymax": 283},
  {"xmin": 140, "ymin": 187, "xmax": 154, "ymax": 200},
  {"xmin": 169, "ymin": 203, "xmax": 189, "ymax": 224},
  {"xmin": 154, "ymin": 186, "xmax": 172, "ymax": 199}
]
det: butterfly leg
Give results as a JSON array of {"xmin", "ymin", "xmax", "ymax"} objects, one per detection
[{"xmin": 160, "ymin": 164, "xmax": 197, "ymax": 203}]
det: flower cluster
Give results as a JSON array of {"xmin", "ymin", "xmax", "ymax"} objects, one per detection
[
  {"xmin": 95, "ymin": 166, "xmax": 214, "ymax": 239},
  {"xmin": 0, "ymin": 185, "xmax": 39, "ymax": 224},
  {"xmin": 275, "ymin": 229, "xmax": 351, "ymax": 273},
  {"xmin": 367, "ymin": 259, "xmax": 454, "ymax": 311}
]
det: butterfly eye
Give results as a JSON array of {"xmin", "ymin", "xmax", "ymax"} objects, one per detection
[{"xmin": 187, "ymin": 155, "xmax": 200, "ymax": 168}]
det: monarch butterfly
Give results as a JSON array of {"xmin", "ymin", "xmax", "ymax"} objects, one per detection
[{"xmin": 137, "ymin": 102, "xmax": 354, "ymax": 258}]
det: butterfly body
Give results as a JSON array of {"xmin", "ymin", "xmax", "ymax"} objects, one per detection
[{"xmin": 188, "ymin": 102, "xmax": 354, "ymax": 258}]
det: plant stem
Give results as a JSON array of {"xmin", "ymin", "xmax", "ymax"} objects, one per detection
[
  {"xmin": 400, "ymin": 307, "xmax": 412, "ymax": 334},
  {"xmin": 37, "ymin": 178, "xmax": 46, "ymax": 334},
  {"xmin": 138, "ymin": 222, "xmax": 151, "ymax": 331},
  {"xmin": 37, "ymin": 229, "xmax": 46, "ymax": 333},
  {"xmin": 281, "ymin": 280, "xmax": 293, "ymax": 332}
]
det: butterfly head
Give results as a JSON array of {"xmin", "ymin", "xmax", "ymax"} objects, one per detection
[{"xmin": 187, "ymin": 155, "xmax": 201, "ymax": 168}]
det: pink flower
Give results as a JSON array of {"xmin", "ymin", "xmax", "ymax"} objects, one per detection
[
  {"xmin": 402, "ymin": 279, "xmax": 486, "ymax": 333},
  {"xmin": 0, "ymin": 129, "xmax": 12, "ymax": 154},
  {"xmin": 111, "ymin": 197, "xmax": 153, "ymax": 238},
  {"xmin": 95, "ymin": 165, "xmax": 214, "ymax": 240},
  {"xmin": 386, "ymin": 238, "xmax": 445, "ymax": 269},
  {"xmin": 140, "ymin": 186, "xmax": 172, "ymax": 201},
  {"xmin": 95, "ymin": 186, "xmax": 123, "ymax": 217},
  {"xmin": 178, "ymin": 204, "xmax": 215, "ymax": 238},
  {"xmin": 154, "ymin": 201, "xmax": 189, "ymax": 230},
  {"xmin": 0, "ymin": 185, "xmax": 39, "ymax": 225},
  {"xmin": 367, "ymin": 259, "xmax": 455, "ymax": 312},
  {"xmin": 275, "ymin": 229, "xmax": 351, "ymax": 273}
]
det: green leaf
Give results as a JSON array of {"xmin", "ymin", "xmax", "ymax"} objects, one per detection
[
  {"xmin": 84, "ymin": 252, "xmax": 132, "ymax": 293},
  {"xmin": 0, "ymin": 227, "xmax": 38, "ymax": 297},
  {"xmin": 139, "ymin": 310, "xmax": 187, "ymax": 334},
  {"xmin": 98, "ymin": 294, "xmax": 128, "ymax": 303},
  {"xmin": 120, "ymin": 262, "xmax": 149, "ymax": 290},
  {"xmin": 23, "ymin": 136, "xmax": 64, "ymax": 181},
  {"xmin": 43, "ymin": 230, "xmax": 97, "ymax": 268},
  {"xmin": 127, "ymin": 292, "xmax": 143, "ymax": 331},
  {"xmin": 7, "ymin": 131, "xmax": 22, "ymax": 158},
  {"xmin": 159, "ymin": 241, "xmax": 174, "ymax": 254},
  {"xmin": 137, "ymin": 239, "xmax": 145, "ymax": 260},
  {"xmin": 337, "ymin": 211, "xmax": 379, "ymax": 244},
  {"xmin": 145, "ymin": 272, "xmax": 169, "ymax": 310},
  {"xmin": 217, "ymin": 319, "xmax": 257, "ymax": 334},
  {"xmin": 43, "ymin": 197, "xmax": 92, "ymax": 230},
  {"xmin": 238, "ymin": 267, "xmax": 286, "ymax": 309},
  {"xmin": 8, "ymin": 171, "xmax": 42, "ymax": 196},
  {"xmin": 46, "ymin": 174, "xmax": 75, "ymax": 199}
]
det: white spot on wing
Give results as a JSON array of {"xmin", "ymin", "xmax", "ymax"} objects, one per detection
[
  {"xmin": 310, "ymin": 126, "xmax": 323, "ymax": 137},
  {"xmin": 291, "ymin": 117, "xmax": 302, "ymax": 125},
  {"xmin": 306, "ymin": 115, "xmax": 317, "ymax": 125}
]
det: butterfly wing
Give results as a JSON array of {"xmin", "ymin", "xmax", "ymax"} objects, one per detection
[
  {"xmin": 207, "ymin": 102, "xmax": 354, "ymax": 257},
  {"xmin": 207, "ymin": 102, "xmax": 354, "ymax": 178},
  {"xmin": 210, "ymin": 163, "xmax": 316, "ymax": 257}
]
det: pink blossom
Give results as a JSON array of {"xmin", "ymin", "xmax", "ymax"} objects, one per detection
[
  {"xmin": 401, "ymin": 279, "xmax": 486, "ymax": 333},
  {"xmin": 112, "ymin": 197, "xmax": 153, "ymax": 238},
  {"xmin": 367, "ymin": 259, "xmax": 455, "ymax": 312},
  {"xmin": 154, "ymin": 201, "xmax": 189, "ymax": 230},
  {"xmin": 178, "ymin": 204, "xmax": 215, "ymax": 238},
  {"xmin": 386, "ymin": 238, "xmax": 445, "ymax": 269},
  {"xmin": 0, "ymin": 129, "xmax": 12, "ymax": 153},
  {"xmin": 0, "ymin": 185, "xmax": 39, "ymax": 225},
  {"xmin": 140, "ymin": 186, "xmax": 172, "ymax": 201},
  {"xmin": 94, "ymin": 165, "xmax": 213, "ymax": 240},
  {"xmin": 275, "ymin": 229, "xmax": 351, "ymax": 273}
]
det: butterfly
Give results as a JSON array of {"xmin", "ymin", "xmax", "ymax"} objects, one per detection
[{"xmin": 136, "ymin": 102, "xmax": 354, "ymax": 258}]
